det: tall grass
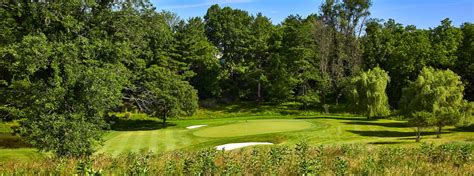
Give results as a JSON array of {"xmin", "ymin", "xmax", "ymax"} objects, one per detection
[{"xmin": 0, "ymin": 142, "xmax": 472, "ymax": 175}]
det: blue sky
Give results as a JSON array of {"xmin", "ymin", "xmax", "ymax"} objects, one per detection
[{"xmin": 150, "ymin": 0, "xmax": 473, "ymax": 29}]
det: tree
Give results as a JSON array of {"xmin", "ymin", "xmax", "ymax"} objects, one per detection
[
  {"xmin": 135, "ymin": 66, "xmax": 198, "ymax": 127},
  {"xmin": 400, "ymin": 67, "xmax": 465, "ymax": 139},
  {"xmin": 204, "ymin": 4, "xmax": 253, "ymax": 100},
  {"xmin": 456, "ymin": 23, "xmax": 474, "ymax": 101},
  {"xmin": 346, "ymin": 67, "xmax": 390, "ymax": 118},
  {"xmin": 246, "ymin": 13, "xmax": 274, "ymax": 102},
  {"xmin": 1, "ymin": 32, "xmax": 127, "ymax": 156},
  {"xmin": 429, "ymin": 18, "xmax": 463, "ymax": 69},
  {"xmin": 363, "ymin": 19, "xmax": 432, "ymax": 106},
  {"xmin": 409, "ymin": 111, "xmax": 433, "ymax": 142},
  {"xmin": 280, "ymin": 15, "xmax": 322, "ymax": 108},
  {"xmin": 173, "ymin": 17, "xmax": 221, "ymax": 99},
  {"xmin": 318, "ymin": 0, "xmax": 372, "ymax": 105},
  {"xmin": 0, "ymin": 0, "xmax": 172, "ymax": 157}
]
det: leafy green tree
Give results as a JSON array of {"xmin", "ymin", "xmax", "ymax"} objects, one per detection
[
  {"xmin": 346, "ymin": 67, "xmax": 390, "ymax": 118},
  {"xmin": 409, "ymin": 111, "xmax": 433, "ymax": 142},
  {"xmin": 363, "ymin": 19, "xmax": 432, "ymax": 106},
  {"xmin": 265, "ymin": 53, "xmax": 297, "ymax": 103},
  {"xmin": 204, "ymin": 4, "xmax": 253, "ymax": 100},
  {"xmin": 280, "ymin": 15, "xmax": 321, "ymax": 108},
  {"xmin": 246, "ymin": 13, "xmax": 274, "ymax": 101},
  {"xmin": 456, "ymin": 23, "xmax": 474, "ymax": 101},
  {"xmin": 459, "ymin": 101, "xmax": 474, "ymax": 126},
  {"xmin": 1, "ymin": 32, "xmax": 127, "ymax": 156},
  {"xmin": 318, "ymin": 0, "xmax": 372, "ymax": 105},
  {"xmin": 173, "ymin": 17, "xmax": 221, "ymax": 99},
  {"xmin": 135, "ymin": 66, "xmax": 198, "ymax": 127},
  {"xmin": 400, "ymin": 67, "xmax": 465, "ymax": 138},
  {"xmin": 429, "ymin": 18, "xmax": 463, "ymax": 69}
]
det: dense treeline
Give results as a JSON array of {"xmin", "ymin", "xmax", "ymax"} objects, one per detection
[{"xmin": 0, "ymin": 0, "xmax": 472, "ymax": 157}]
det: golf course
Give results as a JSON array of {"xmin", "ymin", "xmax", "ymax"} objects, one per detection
[
  {"xmin": 1, "ymin": 0, "xmax": 474, "ymax": 175},
  {"xmin": 2, "ymin": 104, "xmax": 472, "ymax": 162}
]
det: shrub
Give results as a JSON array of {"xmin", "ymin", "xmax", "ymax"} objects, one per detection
[{"xmin": 333, "ymin": 156, "xmax": 348, "ymax": 175}]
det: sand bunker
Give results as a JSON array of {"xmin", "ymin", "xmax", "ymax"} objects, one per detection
[
  {"xmin": 186, "ymin": 125, "xmax": 208, "ymax": 129},
  {"xmin": 215, "ymin": 142, "xmax": 273, "ymax": 150}
]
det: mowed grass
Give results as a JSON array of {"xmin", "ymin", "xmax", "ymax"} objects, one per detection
[
  {"xmin": 193, "ymin": 119, "xmax": 313, "ymax": 137},
  {"xmin": 95, "ymin": 114, "xmax": 473, "ymax": 156},
  {"xmin": 1, "ymin": 103, "xmax": 473, "ymax": 160}
]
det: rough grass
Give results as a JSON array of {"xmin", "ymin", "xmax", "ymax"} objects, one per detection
[{"xmin": 1, "ymin": 143, "xmax": 472, "ymax": 175}]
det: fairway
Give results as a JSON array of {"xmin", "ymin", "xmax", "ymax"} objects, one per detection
[
  {"xmin": 2, "ymin": 114, "xmax": 473, "ymax": 160},
  {"xmin": 193, "ymin": 119, "xmax": 313, "ymax": 137}
]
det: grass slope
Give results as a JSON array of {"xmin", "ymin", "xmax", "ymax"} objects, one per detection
[
  {"xmin": 1, "ymin": 103, "xmax": 473, "ymax": 161},
  {"xmin": 96, "ymin": 114, "xmax": 472, "ymax": 156},
  {"xmin": 193, "ymin": 119, "xmax": 313, "ymax": 137}
]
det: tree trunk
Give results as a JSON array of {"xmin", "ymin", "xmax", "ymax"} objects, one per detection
[
  {"xmin": 257, "ymin": 80, "xmax": 261, "ymax": 102},
  {"xmin": 162, "ymin": 114, "xmax": 167, "ymax": 127},
  {"xmin": 416, "ymin": 127, "xmax": 421, "ymax": 142},
  {"xmin": 436, "ymin": 126, "xmax": 442, "ymax": 138},
  {"xmin": 335, "ymin": 92, "xmax": 342, "ymax": 105}
]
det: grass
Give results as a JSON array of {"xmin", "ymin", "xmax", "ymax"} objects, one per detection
[
  {"xmin": 193, "ymin": 119, "xmax": 314, "ymax": 137},
  {"xmin": 95, "ymin": 113, "xmax": 472, "ymax": 156},
  {"xmin": 0, "ymin": 148, "xmax": 42, "ymax": 162},
  {"xmin": 1, "ymin": 103, "xmax": 473, "ymax": 161},
  {"xmin": 1, "ymin": 143, "xmax": 473, "ymax": 175}
]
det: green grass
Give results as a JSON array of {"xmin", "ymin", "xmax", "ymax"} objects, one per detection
[
  {"xmin": 0, "ymin": 121, "xmax": 17, "ymax": 133},
  {"xmin": 0, "ymin": 148, "xmax": 42, "ymax": 162},
  {"xmin": 95, "ymin": 114, "xmax": 472, "ymax": 156},
  {"xmin": 193, "ymin": 119, "xmax": 313, "ymax": 137},
  {"xmin": 1, "ymin": 103, "xmax": 473, "ymax": 161}
]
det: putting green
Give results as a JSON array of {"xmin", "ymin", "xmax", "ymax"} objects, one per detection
[{"xmin": 193, "ymin": 119, "xmax": 313, "ymax": 137}]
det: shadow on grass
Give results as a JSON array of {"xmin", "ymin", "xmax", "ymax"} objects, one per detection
[
  {"xmin": 343, "ymin": 121, "xmax": 408, "ymax": 128},
  {"xmin": 367, "ymin": 141, "xmax": 407, "ymax": 145},
  {"xmin": 203, "ymin": 102, "xmax": 350, "ymax": 115},
  {"xmin": 110, "ymin": 118, "xmax": 176, "ymax": 131},
  {"xmin": 0, "ymin": 133, "xmax": 31, "ymax": 148},
  {"xmin": 295, "ymin": 116, "xmax": 368, "ymax": 121},
  {"xmin": 449, "ymin": 124, "xmax": 474, "ymax": 132},
  {"xmin": 347, "ymin": 130, "xmax": 451, "ymax": 138}
]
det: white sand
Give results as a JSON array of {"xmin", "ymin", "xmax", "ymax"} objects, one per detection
[
  {"xmin": 215, "ymin": 142, "xmax": 273, "ymax": 150},
  {"xmin": 186, "ymin": 125, "xmax": 207, "ymax": 129}
]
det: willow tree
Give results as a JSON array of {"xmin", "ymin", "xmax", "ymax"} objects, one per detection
[
  {"xmin": 400, "ymin": 67, "xmax": 465, "ymax": 138},
  {"xmin": 347, "ymin": 67, "xmax": 390, "ymax": 118}
]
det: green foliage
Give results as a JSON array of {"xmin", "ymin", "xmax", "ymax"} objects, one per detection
[
  {"xmin": 127, "ymin": 152, "xmax": 152, "ymax": 176},
  {"xmin": 456, "ymin": 23, "xmax": 474, "ymax": 100},
  {"xmin": 137, "ymin": 66, "xmax": 198, "ymax": 126},
  {"xmin": 174, "ymin": 17, "xmax": 221, "ymax": 99},
  {"xmin": 362, "ymin": 18, "xmax": 469, "ymax": 106},
  {"xmin": 347, "ymin": 67, "xmax": 391, "ymax": 118},
  {"xmin": 430, "ymin": 18, "xmax": 463, "ymax": 68},
  {"xmin": 1, "ymin": 143, "xmax": 474, "ymax": 175},
  {"xmin": 76, "ymin": 159, "xmax": 103, "ymax": 176},
  {"xmin": 333, "ymin": 156, "xmax": 349, "ymax": 176},
  {"xmin": 409, "ymin": 111, "xmax": 434, "ymax": 142},
  {"xmin": 204, "ymin": 4, "xmax": 254, "ymax": 100},
  {"xmin": 1, "ymin": 0, "xmax": 472, "ymax": 160},
  {"xmin": 401, "ymin": 67, "xmax": 465, "ymax": 139},
  {"xmin": 297, "ymin": 90, "xmax": 320, "ymax": 109}
]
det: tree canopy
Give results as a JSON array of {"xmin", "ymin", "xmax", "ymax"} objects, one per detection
[
  {"xmin": 347, "ymin": 67, "xmax": 390, "ymax": 118},
  {"xmin": 400, "ymin": 67, "xmax": 465, "ymax": 139}
]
